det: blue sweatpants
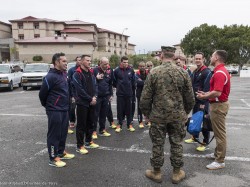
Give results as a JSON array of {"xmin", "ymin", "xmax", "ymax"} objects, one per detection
[
  {"xmin": 46, "ymin": 111, "xmax": 69, "ymax": 161},
  {"xmin": 94, "ymin": 96, "xmax": 109, "ymax": 133}
]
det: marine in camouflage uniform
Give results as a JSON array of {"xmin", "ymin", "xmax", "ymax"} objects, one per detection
[{"xmin": 140, "ymin": 46, "xmax": 195, "ymax": 183}]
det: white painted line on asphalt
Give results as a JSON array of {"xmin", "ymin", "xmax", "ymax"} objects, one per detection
[
  {"xmin": 0, "ymin": 138, "xmax": 12, "ymax": 142},
  {"xmin": 240, "ymin": 99, "xmax": 250, "ymax": 107},
  {"xmin": 226, "ymin": 122, "xmax": 250, "ymax": 126},
  {"xmin": 229, "ymin": 107, "xmax": 250, "ymax": 110},
  {"xmin": 0, "ymin": 148, "xmax": 48, "ymax": 176},
  {"xmin": 35, "ymin": 142, "xmax": 250, "ymax": 162},
  {"xmin": 0, "ymin": 91, "xmax": 26, "ymax": 95},
  {"xmin": 22, "ymin": 148, "xmax": 48, "ymax": 163},
  {"xmin": 227, "ymin": 127, "xmax": 241, "ymax": 130}
]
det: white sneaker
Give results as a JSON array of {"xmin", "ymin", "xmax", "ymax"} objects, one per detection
[{"xmin": 206, "ymin": 161, "xmax": 225, "ymax": 170}]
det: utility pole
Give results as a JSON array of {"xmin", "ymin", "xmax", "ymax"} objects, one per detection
[{"xmin": 121, "ymin": 28, "xmax": 128, "ymax": 56}]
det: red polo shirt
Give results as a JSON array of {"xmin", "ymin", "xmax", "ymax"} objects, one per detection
[{"xmin": 209, "ymin": 64, "xmax": 231, "ymax": 102}]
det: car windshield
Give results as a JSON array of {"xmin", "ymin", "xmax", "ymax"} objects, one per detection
[
  {"xmin": 0, "ymin": 65, "xmax": 10, "ymax": 74},
  {"xmin": 24, "ymin": 64, "xmax": 49, "ymax": 72}
]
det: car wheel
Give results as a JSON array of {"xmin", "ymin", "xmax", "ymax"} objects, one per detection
[
  {"xmin": 23, "ymin": 86, "xmax": 27, "ymax": 91},
  {"xmin": 8, "ymin": 81, "xmax": 13, "ymax": 91}
]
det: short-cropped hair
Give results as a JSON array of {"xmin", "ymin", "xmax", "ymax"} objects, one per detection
[
  {"xmin": 215, "ymin": 50, "xmax": 228, "ymax": 62},
  {"xmin": 80, "ymin": 54, "xmax": 91, "ymax": 60},
  {"xmin": 52, "ymin": 52, "xmax": 65, "ymax": 65},
  {"xmin": 121, "ymin": 56, "xmax": 128, "ymax": 62}
]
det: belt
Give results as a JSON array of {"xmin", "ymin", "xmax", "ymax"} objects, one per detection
[{"xmin": 209, "ymin": 100, "xmax": 227, "ymax": 104}]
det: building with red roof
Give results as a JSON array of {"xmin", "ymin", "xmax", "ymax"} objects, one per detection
[{"xmin": 5, "ymin": 16, "xmax": 136, "ymax": 62}]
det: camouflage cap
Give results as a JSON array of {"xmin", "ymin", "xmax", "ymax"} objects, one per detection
[{"xmin": 161, "ymin": 46, "xmax": 176, "ymax": 53}]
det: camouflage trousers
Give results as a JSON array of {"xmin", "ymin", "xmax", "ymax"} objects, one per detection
[{"xmin": 149, "ymin": 122, "xmax": 186, "ymax": 169}]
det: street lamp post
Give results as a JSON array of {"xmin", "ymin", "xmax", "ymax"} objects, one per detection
[{"xmin": 121, "ymin": 28, "xmax": 128, "ymax": 56}]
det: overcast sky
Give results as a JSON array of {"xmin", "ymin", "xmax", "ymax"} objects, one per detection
[{"xmin": 1, "ymin": 0, "xmax": 249, "ymax": 53}]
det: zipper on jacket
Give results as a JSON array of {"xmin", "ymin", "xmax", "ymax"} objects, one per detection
[{"xmin": 54, "ymin": 96, "xmax": 61, "ymax": 106}]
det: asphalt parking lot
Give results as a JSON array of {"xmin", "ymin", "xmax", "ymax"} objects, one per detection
[{"xmin": 0, "ymin": 77, "xmax": 250, "ymax": 187}]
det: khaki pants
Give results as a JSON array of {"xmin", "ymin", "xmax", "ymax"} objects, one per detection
[{"xmin": 210, "ymin": 101, "xmax": 229, "ymax": 163}]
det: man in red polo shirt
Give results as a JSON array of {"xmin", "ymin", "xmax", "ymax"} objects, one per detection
[{"xmin": 196, "ymin": 50, "xmax": 230, "ymax": 170}]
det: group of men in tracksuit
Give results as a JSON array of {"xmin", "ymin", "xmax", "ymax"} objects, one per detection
[{"xmin": 39, "ymin": 54, "xmax": 149, "ymax": 167}]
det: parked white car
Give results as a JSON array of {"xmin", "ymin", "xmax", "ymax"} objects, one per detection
[
  {"xmin": 0, "ymin": 63, "xmax": 23, "ymax": 91},
  {"xmin": 21, "ymin": 63, "xmax": 50, "ymax": 90}
]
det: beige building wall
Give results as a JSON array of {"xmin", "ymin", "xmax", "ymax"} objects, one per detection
[
  {"xmin": 11, "ymin": 23, "xmax": 19, "ymax": 39},
  {"xmin": 93, "ymin": 51, "xmax": 111, "ymax": 60},
  {"xmin": 0, "ymin": 22, "xmax": 12, "ymax": 38},
  {"xmin": 128, "ymin": 44, "xmax": 135, "ymax": 55},
  {"xmin": 98, "ymin": 33, "xmax": 108, "ymax": 49},
  {"xmin": 174, "ymin": 44, "xmax": 194, "ymax": 64},
  {"xmin": 67, "ymin": 33, "xmax": 94, "ymax": 41},
  {"xmin": 64, "ymin": 25, "xmax": 98, "ymax": 42},
  {"xmin": 65, "ymin": 25, "xmax": 95, "ymax": 31},
  {"xmin": 98, "ymin": 32, "xmax": 128, "ymax": 56},
  {"xmin": 54, "ymin": 23, "xmax": 64, "ymax": 31},
  {"xmin": 12, "ymin": 22, "xmax": 66, "ymax": 40},
  {"xmin": 17, "ymin": 43, "xmax": 94, "ymax": 62},
  {"xmin": 10, "ymin": 17, "xmax": 135, "ymax": 60},
  {"xmin": 174, "ymin": 45, "xmax": 185, "ymax": 58},
  {"xmin": 0, "ymin": 22, "xmax": 12, "ymax": 61}
]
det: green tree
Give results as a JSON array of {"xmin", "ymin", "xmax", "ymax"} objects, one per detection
[
  {"xmin": 220, "ymin": 24, "xmax": 250, "ymax": 69},
  {"xmin": 109, "ymin": 54, "xmax": 160, "ymax": 69},
  {"xmin": 33, "ymin": 55, "xmax": 43, "ymax": 61},
  {"xmin": 181, "ymin": 24, "xmax": 250, "ymax": 68},
  {"xmin": 180, "ymin": 23, "xmax": 221, "ymax": 63},
  {"xmin": 109, "ymin": 54, "xmax": 120, "ymax": 69},
  {"xmin": 10, "ymin": 47, "xmax": 18, "ymax": 60}
]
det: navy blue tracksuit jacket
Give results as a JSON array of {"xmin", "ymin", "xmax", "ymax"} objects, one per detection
[
  {"xmin": 39, "ymin": 68, "xmax": 69, "ymax": 160},
  {"xmin": 72, "ymin": 67, "xmax": 98, "ymax": 107},
  {"xmin": 113, "ymin": 65, "xmax": 135, "ymax": 97},
  {"xmin": 113, "ymin": 65, "xmax": 135, "ymax": 126}
]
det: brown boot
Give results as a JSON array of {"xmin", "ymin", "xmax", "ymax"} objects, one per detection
[
  {"xmin": 145, "ymin": 168, "xmax": 162, "ymax": 183},
  {"xmin": 172, "ymin": 168, "xmax": 185, "ymax": 184}
]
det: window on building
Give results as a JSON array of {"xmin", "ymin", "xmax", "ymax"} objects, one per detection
[
  {"xmin": 125, "ymin": 52, "xmax": 127, "ymax": 55},
  {"xmin": 34, "ymin": 22, "xmax": 39, "ymax": 29},
  {"xmin": 120, "ymin": 35, "xmax": 122, "ymax": 40},
  {"xmin": 18, "ymin": 23, "xmax": 23, "ymax": 29},
  {"xmin": 119, "ymin": 51, "xmax": 122, "ymax": 55},
  {"xmin": 55, "ymin": 31, "xmax": 61, "ymax": 36},
  {"xmin": 18, "ymin": 34, "xmax": 24, "ymax": 40},
  {"xmin": 114, "ymin": 34, "xmax": 116, "ymax": 39},
  {"xmin": 23, "ymin": 45, "xmax": 28, "ymax": 48},
  {"xmin": 69, "ymin": 44, "xmax": 73, "ymax": 48},
  {"xmin": 114, "ymin": 43, "xmax": 116, "ymax": 47},
  {"xmin": 108, "ymin": 33, "xmax": 110, "ymax": 38},
  {"xmin": 34, "ymin": 34, "xmax": 40, "ymax": 38},
  {"xmin": 120, "ymin": 44, "xmax": 122, "ymax": 47},
  {"xmin": 108, "ymin": 42, "xmax": 110, "ymax": 46},
  {"xmin": 114, "ymin": 50, "xmax": 117, "ymax": 54}
]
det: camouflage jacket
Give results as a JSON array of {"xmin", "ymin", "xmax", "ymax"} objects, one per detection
[{"xmin": 140, "ymin": 61, "xmax": 195, "ymax": 124}]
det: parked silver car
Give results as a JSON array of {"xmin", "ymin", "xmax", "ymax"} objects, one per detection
[{"xmin": 21, "ymin": 63, "xmax": 50, "ymax": 90}]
